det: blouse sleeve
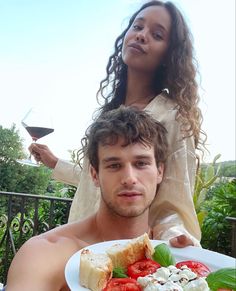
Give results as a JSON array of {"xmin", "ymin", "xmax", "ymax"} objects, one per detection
[
  {"xmin": 52, "ymin": 158, "xmax": 100, "ymax": 223},
  {"xmin": 52, "ymin": 159, "xmax": 82, "ymax": 187},
  {"xmin": 149, "ymin": 106, "xmax": 201, "ymax": 246}
]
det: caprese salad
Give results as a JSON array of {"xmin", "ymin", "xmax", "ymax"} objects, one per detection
[{"xmin": 103, "ymin": 243, "xmax": 236, "ymax": 291}]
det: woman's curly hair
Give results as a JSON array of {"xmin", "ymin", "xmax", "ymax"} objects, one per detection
[{"xmin": 96, "ymin": 0, "xmax": 206, "ymax": 150}]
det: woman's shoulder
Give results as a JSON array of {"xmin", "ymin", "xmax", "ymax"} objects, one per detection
[{"xmin": 145, "ymin": 92, "xmax": 178, "ymax": 122}]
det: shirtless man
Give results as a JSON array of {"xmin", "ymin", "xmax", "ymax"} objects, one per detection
[{"xmin": 6, "ymin": 106, "xmax": 194, "ymax": 291}]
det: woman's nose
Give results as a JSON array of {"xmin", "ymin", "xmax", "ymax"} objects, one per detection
[{"xmin": 135, "ymin": 30, "xmax": 147, "ymax": 43}]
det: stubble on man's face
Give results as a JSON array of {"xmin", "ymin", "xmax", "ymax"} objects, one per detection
[{"xmin": 100, "ymin": 187, "xmax": 157, "ymax": 218}]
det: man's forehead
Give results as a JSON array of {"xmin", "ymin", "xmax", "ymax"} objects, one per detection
[{"xmin": 98, "ymin": 140, "xmax": 154, "ymax": 158}]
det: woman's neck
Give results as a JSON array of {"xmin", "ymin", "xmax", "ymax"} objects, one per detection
[{"xmin": 125, "ymin": 70, "xmax": 156, "ymax": 108}]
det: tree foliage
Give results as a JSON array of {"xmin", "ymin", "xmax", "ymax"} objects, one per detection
[
  {"xmin": 201, "ymin": 179, "xmax": 236, "ymax": 256},
  {"xmin": 194, "ymin": 154, "xmax": 221, "ymax": 227},
  {"xmin": 201, "ymin": 160, "xmax": 236, "ymax": 178},
  {"xmin": 0, "ymin": 124, "xmax": 51, "ymax": 194}
]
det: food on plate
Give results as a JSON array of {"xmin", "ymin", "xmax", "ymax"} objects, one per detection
[
  {"xmin": 103, "ymin": 278, "xmax": 142, "ymax": 291},
  {"xmin": 105, "ymin": 233, "xmax": 154, "ymax": 269},
  {"xmin": 79, "ymin": 249, "xmax": 113, "ymax": 291},
  {"xmin": 136, "ymin": 264, "xmax": 209, "ymax": 290},
  {"xmin": 127, "ymin": 258, "xmax": 161, "ymax": 279},
  {"xmin": 205, "ymin": 268, "xmax": 236, "ymax": 291},
  {"xmin": 79, "ymin": 234, "xmax": 236, "ymax": 291},
  {"xmin": 152, "ymin": 241, "xmax": 176, "ymax": 267},
  {"xmin": 176, "ymin": 260, "xmax": 211, "ymax": 277}
]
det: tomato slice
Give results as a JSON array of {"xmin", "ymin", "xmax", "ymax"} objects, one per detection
[
  {"xmin": 103, "ymin": 278, "xmax": 141, "ymax": 291},
  {"xmin": 176, "ymin": 260, "xmax": 211, "ymax": 277},
  {"xmin": 127, "ymin": 258, "xmax": 161, "ymax": 280}
]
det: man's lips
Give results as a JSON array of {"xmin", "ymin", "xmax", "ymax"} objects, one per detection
[
  {"xmin": 128, "ymin": 43, "xmax": 146, "ymax": 54},
  {"xmin": 117, "ymin": 191, "xmax": 142, "ymax": 197}
]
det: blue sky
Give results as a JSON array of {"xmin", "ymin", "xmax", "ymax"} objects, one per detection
[{"xmin": 0, "ymin": 0, "xmax": 235, "ymax": 163}]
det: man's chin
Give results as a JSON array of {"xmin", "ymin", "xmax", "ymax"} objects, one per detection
[{"xmin": 112, "ymin": 207, "xmax": 147, "ymax": 218}]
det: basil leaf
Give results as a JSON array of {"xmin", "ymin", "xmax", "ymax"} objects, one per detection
[
  {"xmin": 206, "ymin": 267, "xmax": 236, "ymax": 291},
  {"xmin": 152, "ymin": 243, "xmax": 175, "ymax": 267},
  {"xmin": 112, "ymin": 266, "xmax": 128, "ymax": 278}
]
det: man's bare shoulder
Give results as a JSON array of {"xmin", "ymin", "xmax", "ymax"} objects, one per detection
[{"xmin": 7, "ymin": 224, "xmax": 88, "ymax": 290}]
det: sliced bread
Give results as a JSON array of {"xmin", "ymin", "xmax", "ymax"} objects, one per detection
[
  {"xmin": 79, "ymin": 249, "xmax": 113, "ymax": 291},
  {"xmin": 106, "ymin": 233, "xmax": 154, "ymax": 269}
]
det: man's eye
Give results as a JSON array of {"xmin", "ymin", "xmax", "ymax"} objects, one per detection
[
  {"xmin": 136, "ymin": 161, "xmax": 148, "ymax": 167},
  {"xmin": 107, "ymin": 164, "xmax": 120, "ymax": 169}
]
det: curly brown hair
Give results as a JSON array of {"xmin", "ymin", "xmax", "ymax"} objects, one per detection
[
  {"xmin": 96, "ymin": 0, "xmax": 206, "ymax": 150},
  {"xmin": 82, "ymin": 106, "xmax": 168, "ymax": 172}
]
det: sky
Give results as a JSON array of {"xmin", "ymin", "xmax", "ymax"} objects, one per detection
[{"xmin": 0, "ymin": 0, "xmax": 235, "ymax": 163}]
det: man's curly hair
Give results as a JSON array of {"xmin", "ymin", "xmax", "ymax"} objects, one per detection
[{"xmin": 81, "ymin": 106, "xmax": 168, "ymax": 172}]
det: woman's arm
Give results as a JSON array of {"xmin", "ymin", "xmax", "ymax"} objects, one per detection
[
  {"xmin": 52, "ymin": 159, "xmax": 81, "ymax": 186},
  {"xmin": 149, "ymin": 126, "xmax": 201, "ymax": 246}
]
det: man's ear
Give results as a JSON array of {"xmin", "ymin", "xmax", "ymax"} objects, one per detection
[
  {"xmin": 90, "ymin": 165, "xmax": 100, "ymax": 187},
  {"xmin": 156, "ymin": 163, "xmax": 164, "ymax": 184}
]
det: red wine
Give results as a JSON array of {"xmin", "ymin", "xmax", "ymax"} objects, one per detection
[{"xmin": 25, "ymin": 126, "xmax": 54, "ymax": 141}]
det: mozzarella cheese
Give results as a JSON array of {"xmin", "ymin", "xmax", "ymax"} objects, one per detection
[{"xmin": 137, "ymin": 265, "xmax": 209, "ymax": 291}]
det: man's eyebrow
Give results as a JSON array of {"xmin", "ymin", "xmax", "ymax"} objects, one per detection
[
  {"xmin": 101, "ymin": 155, "xmax": 152, "ymax": 163},
  {"xmin": 102, "ymin": 157, "xmax": 120, "ymax": 163},
  {"xmin": 135, "ymin": 154, "xmax": 153, "ymax": 160}
]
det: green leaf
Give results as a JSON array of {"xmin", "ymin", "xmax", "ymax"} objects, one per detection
[
  {"xmin": 152, "ymin": 243, "xmax": 175, "ymax": 267},
  {"xmin": 206, "ymin": 268, "xmax": 236, "ymax": 291},
  {"xmin": 197, "ymin": 211, "xmax": 207, "ymax": 227},
  {"xmin": 112, "ymin": 267, "xmax": 128, "ymax": 278}
]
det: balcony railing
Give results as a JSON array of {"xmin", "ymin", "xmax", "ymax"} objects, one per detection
[
  {"xmin": 0, "ymin": 191, "xmax": 72, "ymax": 285},
  {"xmin": 0, "ymin": 191, "xmax": 235, "ymax": 285}
]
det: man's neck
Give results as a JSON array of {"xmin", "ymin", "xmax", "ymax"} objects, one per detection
[{"xmin": 94, "ymin": 210, "xmax": 150, "ymax": 242}]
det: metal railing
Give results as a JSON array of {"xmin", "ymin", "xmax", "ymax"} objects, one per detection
[
  {"xmin": 0, "ymin": 191, "xmax": 72, "ymax": 285},
  {"xmin": 0, "ymin": 192, "xmax": 235, "ymax": 285}
]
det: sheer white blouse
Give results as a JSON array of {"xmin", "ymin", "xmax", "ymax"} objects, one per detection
[{"xmin": 52, "ymin": 93, "xmax": 201, "ymax": 246}]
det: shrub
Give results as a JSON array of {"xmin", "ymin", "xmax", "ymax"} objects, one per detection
[{"xmin": 200, "ymin": 179, "xmax": 236, "ymax": 256}]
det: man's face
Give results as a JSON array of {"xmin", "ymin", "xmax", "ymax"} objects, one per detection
[{"xmin": 91, "ymin": 137, "xmax": 163, "ymax": 218}]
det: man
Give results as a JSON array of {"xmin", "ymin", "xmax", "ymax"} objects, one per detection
[{"xmin": 7, "ymin": 106, "xmax": 194, "ymax": 291}]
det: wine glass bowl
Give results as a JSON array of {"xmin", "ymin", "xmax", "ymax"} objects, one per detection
[
  {"xmin": 25, "ymin": 126, "xmax": 54, "ymax": 142},
  {"xmin": 17, "ymin": 108, "xmax": 54, "ymax": 166}
]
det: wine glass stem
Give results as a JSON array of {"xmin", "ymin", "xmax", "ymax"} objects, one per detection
[{"xmin": 30, "ymin": 139, "xmax": 38, "ymax": 163}]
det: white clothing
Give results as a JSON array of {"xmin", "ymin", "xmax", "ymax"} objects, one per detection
[{"xmin": 52, "ymin": 93, "xmax": 201, "ymax": 246}]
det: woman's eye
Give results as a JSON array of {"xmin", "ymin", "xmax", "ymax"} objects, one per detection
[
  {"xmin": 153, "ymin": 32, "xmax": 163, "ymax": 40},
  {"xmin": 133, "ymin": 24, "xmax": 142, "ymax": 30}
]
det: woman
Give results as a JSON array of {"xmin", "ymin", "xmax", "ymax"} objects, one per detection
[{"xmin": 31, "ymin": 1, "xmax": 205, "ymax": 246}]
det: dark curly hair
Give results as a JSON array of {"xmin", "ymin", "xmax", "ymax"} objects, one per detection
[
  {"xmin": 82, "ymin": 106, "xmax": 168, "ymax": 172},
  {"xmin": 96, "ymin": 0, "xmax": 206, "ymax": 150}
]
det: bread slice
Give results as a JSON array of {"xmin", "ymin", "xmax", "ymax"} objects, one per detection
[
  {"xmin": 79, "ymin": 249, "xmax": 113, "ymax": 291},
  {"xmin": 106, "ymin": 233, "xmax": 154, "ymax": 269}
]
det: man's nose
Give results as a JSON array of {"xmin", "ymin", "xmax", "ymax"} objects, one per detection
[{"xmin": 121, "ymin": 166, "xmax": 137, "ymax": 186}]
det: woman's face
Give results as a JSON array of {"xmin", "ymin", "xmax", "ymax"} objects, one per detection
[{"xmin": 122, "ymin": 5, "xmax": 171, "ymax": 74}]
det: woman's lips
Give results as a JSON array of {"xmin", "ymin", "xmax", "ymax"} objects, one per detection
[{"xmin": 128, "ymin": 43, "xmax": 146, "ymax": 54}]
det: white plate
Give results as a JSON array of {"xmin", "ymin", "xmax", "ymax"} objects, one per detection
[{"xmin": 65, "ymin": 239, "xmax": 235, "ymax": 291}]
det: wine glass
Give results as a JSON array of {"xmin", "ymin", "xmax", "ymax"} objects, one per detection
[{"xmin": 17, "ymin": 108, "xmax": 54, "ymax": 167}]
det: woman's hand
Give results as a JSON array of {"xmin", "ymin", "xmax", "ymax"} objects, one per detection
[
  {"xmin": 169, "ymin": 234, "xmax": 194, "ymax": 248},
  {"xmin": 28, "ymin": 143, "xmax": 58, "ymax": 169}
]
